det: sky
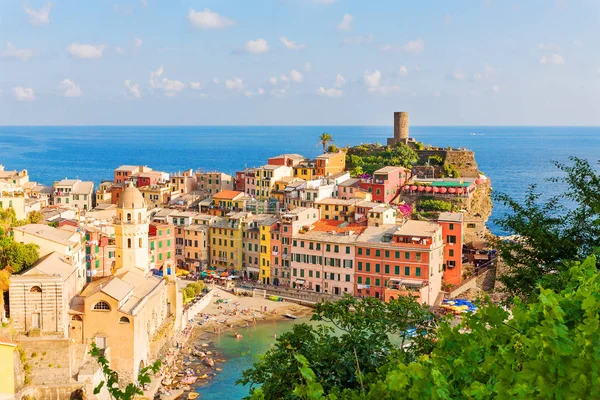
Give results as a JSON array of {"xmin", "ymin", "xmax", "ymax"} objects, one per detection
[{"xmin": 0, "ymin": 0, "xmax": 599, "ymax": 126}]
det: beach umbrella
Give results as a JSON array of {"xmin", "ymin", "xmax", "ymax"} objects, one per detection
[
  {"xmin": 410, "ymin": 185, "xmax": 417, "ymax": 191},
  {"xmin": 418, "ymin": 186, "xmax": 425, "ymax": 192},
  {"xmin": 220, "ymin": 272, "xmax": 229, "ymax": 277},
  {"xmin": 433, "ymin": 187, "xmax": 440, "ymax": 193},
  {"xmin": 425, "ymin": 186, "xmax": 433, "ymax": 193},
  {"xmin": 403, "ymin": 185, "xmax": 410, "ymax": 191},
  {"xmin": 475, "ymin": 178, "xmax": 484, "ymax": 185},
  {"xmin": 456, "ymin": 188, "xmax": 464, "ymax": 194},
  {"xmin": 440, "ymin": 187, "xmax": 448, "ymax": 194},
  {"xmin": 448, "ymin": 188, "xmax": 456, "ymax": 194}
]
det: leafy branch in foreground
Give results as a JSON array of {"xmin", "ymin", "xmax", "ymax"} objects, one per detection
[{"xmin": 89, "ymin": 343, "xmax": 161, "ymax": 400}]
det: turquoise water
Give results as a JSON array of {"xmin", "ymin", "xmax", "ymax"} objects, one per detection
[
  {"xmin": 194, "ymin": 318, "xmax": 309, "ymax": 399},
  {"xmin": 2, "ymin": 125, "xmax": 600, "ymax": 234}
]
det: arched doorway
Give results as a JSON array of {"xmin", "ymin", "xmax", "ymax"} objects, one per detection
[{"xmin": 69, "ymin": 315, "xmax": 84, "ymax": 344}]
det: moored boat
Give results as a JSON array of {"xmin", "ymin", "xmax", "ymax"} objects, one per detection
[{"xmin": 284, "ymin": 313, "xmax": 297, "ymax": 320}]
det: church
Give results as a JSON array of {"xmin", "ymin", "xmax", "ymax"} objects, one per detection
[{"xmin": 72, "ymin": 183, "xmax": 182, "ymax": 382}]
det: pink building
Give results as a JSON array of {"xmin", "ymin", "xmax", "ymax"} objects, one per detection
[
  {"xmin": 359, "ymin": 166, "xmax": 410, "ymax": 203},
  {"xmin": 290, "ymin": 220, "xmax": 365, "ymax": 295},
  {"xmin": 279, "ymin": 207, "xmax": 320, "ymax": 287},
  {"xmin": 267, "ymin": 154, "xmax": 306, "ymax": 167}
]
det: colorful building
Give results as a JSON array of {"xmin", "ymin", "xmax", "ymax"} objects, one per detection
[
  {"xmin": 149, "ymin": 222, "xmax": 175, "ymax": 269},
  {"xmin": 196, "ymin": 171, "xmax": 234, "ymax": 196},
  {"xmin": 267, "ymin": 154, "xmax": 306, "ymax": 167},
  {"xmin": 182, "ymin": 224, "xmax": 209, "ymax": 272},
  {"xmin": 53, "ymin": 179, "xmax": 94, "ymax": 210},
  {"xmin": 0, "ymin": 335, "xmax": 16, "ymax": 399},
  {"xmin": 209, "ymin": 212, "xmax": 250, "ymax": 271},
  {"xmin": 134, "ymin": 171, "xmax": 168, "ymax": 188},
  {"xmin": 314, "ymin": 198, "xmax": 363, "ymax": 222},
  {"xmin": 437, "ymin": 212, "xmax": 464, "ymax": 286},
  {"xmin": 85, "ymin": 228, "xmax": 114, "ymax": 280},
  {"xmin": 139, "ymin": 183, "xmax": 172, "ymax": 207},
  {"xmin": 254, "ymin": 164, "xmax": 293, "ymax": 200},
  {"xmin": 315, "ymin": 151, "xmax": 346, "ymax": 177},
  {"xmin": 354, "ymin": 220, "xmax": 444, "ymax": 305},
  {"xmin": 293, "ymin": 161, "xmax": 318, "ymax": 180},
  {"xmin": 359, "ymin": 166, "xmax": 409, "ymax": 203},
  {"xmin": 114, "ymin": 165, "xmax": 151, "ymax": 184},
  {"xmin": 290, "ymin": 220, "xmax": 365, "ymax": 294},
  {"xmin": 211, "ymin": 190, "xmax": 248, "ymax": 215}
]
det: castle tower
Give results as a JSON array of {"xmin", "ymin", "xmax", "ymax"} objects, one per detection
[
  {"xmin": 114, "ymin": 182, "xmax": 149, "ymax": 275},
  {"xmin": 394, "ymin": 112, "xmax": 409, "ymax": 143}
]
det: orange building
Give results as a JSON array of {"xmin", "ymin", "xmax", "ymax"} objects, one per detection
[
  {"xmin": 148, "ymin": 222, "xmax": 175, "ymax": 269},
  {"xmin": 316, "ymin": 151, "xmax": 346, "ymax": 177},
  {"xmin": 437, "ymin": 212, "xmax": 464, "ymax": 286},
  {"xmin": 113, "ymin": 165, "xmax": 151, "ymax": 184},
  {"xmin": 354, "ymin": 220, "xmax": 444, "ymax": 305}
]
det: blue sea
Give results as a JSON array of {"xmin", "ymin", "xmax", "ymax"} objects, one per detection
[{"xmin": 1, "ymin": 125, "xmax": 599, "ymax": 236}]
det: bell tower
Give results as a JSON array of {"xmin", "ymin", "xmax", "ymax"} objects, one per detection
[{"xmin": 114, "ymin": 183, "xmax": 149, "ymax": 274}]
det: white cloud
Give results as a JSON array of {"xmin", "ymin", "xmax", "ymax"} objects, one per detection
[
  {"xmin": 244, "ymin": 88, "xmax": 265, "ymax": 97},
  {"xmin": 403, "ymin": 38, "xmax": 425, "ymax": 54},
  {"xmin": 432, "ymin": 91, "xmax": 442, "ymax": 98},
  {"xmin": 364, "ymin": 70, "xmax": 382, "ymax": 89},
  {"xmin": 540, "ymin": 53, "xmax": 565, "ymax": 65},
  {"xmin": 317, "ymin": 87, "xmax": 343, "ymax": 97},
  {"xmin": 149, "ymin": 66, "xmax": 186, "ymax": 96},
  {"xmin": 134, "ymin": 38, "xmax": 143, "ymax": 48},
  {"xmin": 280, "ymin": 36, "xmax": 306, "ymax": 50},
  {"xmin": 24, "ymin": 2, "xmax": 53, "ymax": 26},
  {"xmin": 443, "ymin": 14, "xmax": 453, "ymax": 24},
  {"xmin": 537, "ymin": 43, "xmax": 560, "ymax": 51},
  {"xmin": 141, "ymin": 0, "xmax": 148, "ymax": 6},
  {"xmin": 337, "ymin": 14, "xmax": 353, "ymax": 31},
  {"xmin": 343, "ymin": 34, "xmax": 374, "ymax": 46},
  {"xmin": 190, "ymin": 81, "xmax": 202, "ymax": 90},
  {"xmin": 2, "ymin": 42, "xmax": 34, "ymax": 61},
  {"xmin": 58, "ymin": 79, "xmax": 83, "ymax": 97},
  {"xmin": 271, "ymin": 86, "xmax": 289, "ymax": 97},
  {"xmin": 492, "ymin": 85, "xmax": 500, "ymax": 93},
  {"xmin": 213, "ymin": 77, "xmax": 220, "ymax": 85},
  {"xmin": 398, "ymin": 65, "xmax": 408, "ymax": 76},
  {"xmin": 335, "ymin": 74, "xmax": 346, "ymax": 88},
  {"xmin": 449, "ymin": 69, "xmax": 466, "ymax": 80},
  {"xmin": 473, "ymin": 63, "xmax": 497, "ymax": 81},
  {"xmin": 115, "ymin": 47, "xmax": 124, "ymax": 55},
  {"xmin": 124, "ymin": 80, "xmax": 142, "ymax": 99},
  {"xmin": 269, "ymin": 77, "xmax": 278, "ymax": 85},
  {"xmin": 67, "ymin": 43, "xmax": 107, "ymax": 59},
  {"xmin": 188, "ymin": 8, "xmax": 235, "ymax": 29},
  {"xmin": 13, "ymin": 86, "xmax": 35, "ymax": 101},
  {"xmin": 245, "ymin": 39, "xmax": 269, "ymax": 54},
  {"xmin": 364, "ymin": 70, "xmax": 400, "ymax": 94},
  {"xmin": 572, "ymin": 40, "xmax": 583, "ymax": 48},
  {"xmin": 304, "ymin": 62, "xmax": 312, "ymax": 72},
  {"xmin": 289, "ymin": 69, "xmax": 303, "ymax": 83},
  {"xmin": 225, "ymin": 77, "xmax": 244, "ymax": 92}
]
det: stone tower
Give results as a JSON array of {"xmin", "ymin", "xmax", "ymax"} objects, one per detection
[
  {"xmin": 387, "ymin": 111, "xmax": 410, "ymax": 146},
  {"xmin": 114, "ymin": 182, "xmax": 150, "ymax": 275}
]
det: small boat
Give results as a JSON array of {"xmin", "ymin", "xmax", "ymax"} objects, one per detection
[
  {"xmin": 188, "ymin": 393, "xmax": 199, "ymax": 400},
  {"xmin": 284, "ymin": 313, "xmax": 298, "ymax": 320}
]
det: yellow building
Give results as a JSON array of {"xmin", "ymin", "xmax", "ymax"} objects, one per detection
[
  {"xmin": 314, "ymin": 198, "xmax": 363, "ymax": 222},
  {"xmin": 259, "ymin": 220, "xmax": 278, "ymax": 284},
  {"xmin": 316, "ymin": 151, "xmax": 346, "ymax": 177},
  {"xmin": 293, "ymin": 161, "xmax": 318, "ymax": 180},
  {"xmin": 209, "ymin": 212, "xmax": 250, "ymax": 271},
  {"xmin": 0, "ymin": 335, "xmax": 16, "ymax": 400}
]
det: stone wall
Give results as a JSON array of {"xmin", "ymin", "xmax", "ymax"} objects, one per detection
[
  {"xmin": 18, "ymin": 337, "xmax": 74, "ymax": 386},
  {"xmin": 240, "ymin": 283, "xmax": 343, "ymax": 305},
  {"xmin": 18, "ymin": 384, "xmax": 84, "ymax": 400},
  {"xmin": 415, "ymin": 149, "xmax": 480, "ymax": 179}
]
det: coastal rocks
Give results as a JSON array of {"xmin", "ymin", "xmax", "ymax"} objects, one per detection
[{"xmin": 202, "ymin": 357, "xmax": 215, "ymax": 368}]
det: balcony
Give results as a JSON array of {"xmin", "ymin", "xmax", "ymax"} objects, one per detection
[{"xmin": 272, "ymin": 251, "xmax": 279, "ymax": 256}]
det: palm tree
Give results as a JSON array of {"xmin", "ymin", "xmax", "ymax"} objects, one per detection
[{"xmin": 318, "ymin": 133, "xmax": 334, "ymax": 153}]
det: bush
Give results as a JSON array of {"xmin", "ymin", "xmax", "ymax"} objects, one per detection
[
  {"xmin": 443, "ymin": 163, "xmax": 459, "ymax": 178},
  {"xmin": 418, "ymin": 198, "xmax": 452, "ymax": 212}
]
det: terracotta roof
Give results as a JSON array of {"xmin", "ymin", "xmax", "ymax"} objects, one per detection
[
  {"xmin": 311, "ymin": 219, "xmax": 367, "ymax": 235},
  {"xmin": 212, "ymin": 190, "xmax": 243, "ymax": 200},
  {"xmin": 0, "ymin": 335, "xmax": 16, "ymax": 347}
]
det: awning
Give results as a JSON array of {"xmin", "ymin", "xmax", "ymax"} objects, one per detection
[
  {"xmin": 474, "ymin": 254, "xmax": 488, "ymax": 260},
  {"xmin": 412, "ymin": 237, "xmax": 421, "ymax": 241},
  {"xmin": 357, "ymin": 284, "xmax": 371, "ymax": 289},
  {"xmin": 295, "ymin": 279, "xmax": 306, "ymax": 284}
]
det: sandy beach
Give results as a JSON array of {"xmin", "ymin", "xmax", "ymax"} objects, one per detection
[{"xmin": 146, "ymin": 287, "xmax": 312, "ymax": 399}]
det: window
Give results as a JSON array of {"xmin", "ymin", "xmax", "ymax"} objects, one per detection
[
  {"xmin": 127, "ymin": 238, "xmax": 132, "ymax": 248},
  {"xmin": 346, "ymin": 246, "xmax": 350, "ymax": 254},
  {"xmin": 167, "ymin": 239, "xmax": 171, "ymax": 246},
  {"xmin": 357, "ymin": 262, "xmax": 362, "ymax": 271},
  {"xmin": 366, "ymin": 263, "xmax": 371, "ymax": 272},
  {"xmin": 293, "ymin": 268, "xmax": 297, "ymax": 277},
  {"xmin": 167, "ymin": 252, "xmax": 171, "ymax": 259},
  {"xmin": 300, "ymin": 269, "xmax": 305, "ymax": 277},
  {"xmin": 326, "ymin": 244, "xmax": 331, "ymax": 252},
  {"xmin": 309, "ymin": 270, "xmax": 313, "ymax": 278},
  {"xmin": 366, "ymin": 249, "xmax": 370, "ymax": 256},
  {"xmin": 119, "ymin": 316, "xmax": 130, "ymax": 324},
  {"xmin": 467, "ymin": 223, "xmax": 476, "ymax": 229},
  {"xmin": 375, "ymin": 250, "xmax": 380, "ymax": 257},
  {"xmin": 394, "ymin": 265, "xmax": 400, "ymax": 275},
  {"xmin": 358, "ymin": 248, "xmax": 362, "ymax": 255},
  {"xmin": 385, "ymin": 250, "xmax": 390, "ymax": 258},
  {"xmin": 346, "ymin": 274, "xmax": 350, "ymax": 282},
  {"xmin": 358, "ymin": 276, "xmax": 362, "ymax": 284},
  {"xmin": 449, "ymin": 223, "xmax": 454, "ymax": 231},
  {"xmin": 159, "ymin": 241, "xmax": 163, "ymax": 248},
  {"xmin": 404, "ymin": 266, "xmax": 410, "ymax": 276},
  {"xmin": 365, "ymin": 278, "xmax": 371, "ymax": 285},
  {"xmin": 395, "ymin": 251, "xmax": 400, "ymax": 259},
  {"xmin": 446, "ymin": 235, "xmax": 457, "ymax": 244},
  {"xmin": 30, "ymin": 286, "xmax": 42, "ymax": 293},
  {"xmin": 93, "ymin": 301, "xmax": 111, "ymax": 311},
  {"xmin": 375, "ymin": 264, "xmax": 380, "ymax": 273},
  {"xmin": 416, "ymin": 267, "xmax": 421, "ymax": 277},
  {"xmin": 375, "ymin": 278, "xmax": 380, "ymax": 287},
  {"xmin": 416, "ymin": 252, "xmax": 421, "ymax": 261},
  {"xmin": 385, "ymin": 265, "xmax": 390, "ymax": 274},
  {"xmin": 449, "ymin": 249, "xmax": 454, "ymax": 257},
  {"xmin": 309, "ymin": 242, "xmax": 314, "ymax": 250},
  {"xmin": 139, "ymin": 238, "xmax": 143, "ymax": 248}
]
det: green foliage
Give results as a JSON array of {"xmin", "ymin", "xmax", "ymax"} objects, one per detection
[
  {"xmin": 442, "ymin": 163, "xmax": 459, "ymax": 178},
  {"xmin": 427, "ymin": 155, "xmax": 444, "ymax": 166},
  {"xmin": 0, "ymin": 238, "xmax": 40, "ymax": 273},
  {"xmin": 417, "ymin": 198, "xmax": 452, "ymax": 212},
  {"xmin": 286, "ymin": 256, "xmax": 600, "ymax": 399},
  {"xmin": 326, "ymin": 144, "xmax": 339, "ymax": 154},
  {"xmin": 238, "ymin": 295, "xmax": 437, "ymax": 399},
  {"xmin": 413, "ymin": 142, "xmax": 425, "ymax": 151},
  {"xmin": 346, "ymin": 144, "xmax": 418, "ymax": 175},
  {"xmin": 90, "ymin": 343, "xmax": 161, "ymax": 400},
  {"xmin": 493, "ymin": 156, "xmax": 600, "ymax": 303}
]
